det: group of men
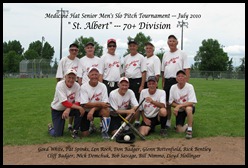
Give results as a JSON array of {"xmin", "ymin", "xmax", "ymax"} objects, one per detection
[{"xmin": 48, "ymin": 35, "xmax": 197, "ymax": 140}]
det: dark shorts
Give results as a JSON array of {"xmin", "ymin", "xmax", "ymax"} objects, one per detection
[
  {"xmin": 163, "ymin": 78, "xmax": 177, "ymax": 102},
  {"xmin": 128, "ymin": 78, "xmax": 142, "ymax": 102},
  {"xmin": 140, "ymin": 115, "xmax": 160, "ymax": 132},
  {"xmin": 103, "ymin": 80, "xmax": 118, "ymax": 95},
  {"xmin": 51, "ymin": 108, "xmax": 81, "ymax": 137},
  {"xmin": 109, "ymin": 114, "xmax": 127, "ymax": 133},
  {"xmin": 176, "ymin": 106, "xmax": 196, "ymax": 126},
  {"xmin": 80, "ymin": 110, "xmax": 102, "ymax": 132}
]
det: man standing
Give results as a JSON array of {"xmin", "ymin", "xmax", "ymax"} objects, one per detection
[
  {"xmin": 123, "ymin": 39, "xmax": 147, "ymax": 128},
  {"xmin": 144, "ymin": 42, "xmax": 161, "ymax": 88},
  {"xmin": 77, "ymin": 42, "xmax": 103, "ymax": 86},
  {"xmin": 100, "ymin": 38, "xmax": 122, "ymax": 95},
  {"xmin": 161, "ymin": 35, "xmax": 190, "ymax": 128}
]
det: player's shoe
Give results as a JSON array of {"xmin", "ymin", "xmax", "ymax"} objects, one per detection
[
  {"xmin": 101, "ymin": 132, "xmax": 110, "ymax": 139},
  {"xmin": 48, "ymin": 123, "xmax": 53, "ymax": 132},
  {"xmin": 68, "ymin": 126, "xmax": 73, "ymax": 133},
  {"xmin": 160, "ymin": 129, "xmax": 168, "ymax": 137},
  {"xmin": 89, "ymin": 122, "xmax": 97, "ymax": 134},
  {"xmin": 185, "ymin": 130, "xmax": 192, "ymax": 139},
  {"xmin": 71, "ymin": 130, "xmax": 79, "ymax": 139}
]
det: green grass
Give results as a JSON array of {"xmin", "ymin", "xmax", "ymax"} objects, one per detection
[{"xmin": 3, "ymin": 78, "xmax": 245, "ymax": 146}]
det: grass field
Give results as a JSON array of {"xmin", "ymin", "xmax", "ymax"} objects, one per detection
[{"xmin": 3, "ymin": 78, "xmax": 245, "ymax": 146}]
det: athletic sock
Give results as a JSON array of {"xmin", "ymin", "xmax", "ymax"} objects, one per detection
[
  {"xmin": 101, "ymin": 117, "xmax": 111, "ymax": 133},
  {"xmin": 160, "ymin": 116, "xmax": 167, "ymax": 129},
  {"xmin": 187, "ymin": 127, "xmax": 192, "ymax": 132},
  {"xmin": 166, "ymin": 119, "xmax": 171, "ymax": 127}
]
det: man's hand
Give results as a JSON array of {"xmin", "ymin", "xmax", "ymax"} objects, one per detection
[
  {"xmin": 62, "ymin": 108, "xmax": 70, "ymax": 119},
  {"xmin": 87, "ymin": 108, "xmax": 95, "ymax": 121},
  {"xmin": 79, "ymin": 106, "xmax": 85, "ymax": 117}
]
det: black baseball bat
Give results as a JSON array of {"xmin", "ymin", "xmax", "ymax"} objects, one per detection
[{"xmin": 110, "ymin": 98, "xmax": 145, "ymax": 140}]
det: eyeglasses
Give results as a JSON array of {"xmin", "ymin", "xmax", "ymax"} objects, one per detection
[
  {"xmin": 108, "ymin": 45, "xmax": 116, "ymax": 48},
  {"xmin": 70, "ymin": 49, "xmax": 79, "ymax": 52}
]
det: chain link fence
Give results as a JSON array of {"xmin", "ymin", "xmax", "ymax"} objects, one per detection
[
  {"xmin": 190, "ymin": 70, "xmax": 245, "ymax": 80},
  {"xmin": 18, "ymin": 59, "xmax": 57, "ymax": 78}
]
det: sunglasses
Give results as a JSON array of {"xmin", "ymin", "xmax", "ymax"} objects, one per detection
[
  {"xmin": 70, "ymin": 49, "xmax": 79, "ymax": 52},
  {"xmin": 108, "ymin": 45, "xmax": 116, "ymax": 48}
]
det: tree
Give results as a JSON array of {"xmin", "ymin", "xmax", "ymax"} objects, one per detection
[
  {"xmin": 3, "ymin": 51, "xmax": 22, "ymax": 73},
  {"xmin": 41, "ymin": 42, "xmax": 55, "ymax": 60},
  {"xmin": 23, "ymin": 49, "xmax": 40, "ymax": 60},
  {"xmin": 3, "ymin": 40, "xmax": 24, "ymax": 73},
  {"xmin": 28, "ymin": 40, "xmax": 54, "ymax": 60},
  {"xmin": 238, "ymin": 57, "xmax": 245, "ymax": 72},
  {"xmin": 194, "ymin": 39, "xmax": 229, "ymax": 79},
  {"xmin": 124, "ymin": 32, "xmax": 152, "ymax": 56},
  {"xmin": 73, "ymin": 36, "xmax": 103, "ymax": 58},
  {"xmin": 3, "ymin": 40, "xmax": 24, "ymax": 55},
  {"xmin": 227, "ymin": 58, "xmax": 234, "ymax": 72}
]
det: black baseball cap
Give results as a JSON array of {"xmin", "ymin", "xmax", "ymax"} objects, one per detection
[
  {"xmin": 176, "ymin": 70, "xmax": 186, "ymax": 76},
  {"xmin": 128, "ymin": 39, "xmax": 138, "ymax": 45},
  {"xmin": 148, "ymin": 76, "xmax": 157, "ymax": 82},
  {"xmin": 168, "ymin": 35, "xmax": 177, "ymax": 40},
  {"xmin": 85, "ymin": 42, "xmax": 95, "ymax": 47}
]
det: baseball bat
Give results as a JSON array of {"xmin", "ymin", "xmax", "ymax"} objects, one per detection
[
  {"xmin": 114, "ymin": 109, "xmax": 145, "ymax": 140},
  {"xmin": 110, "ymin": 98, "xmax": 145, "ymax": 140},
  {"xmin": 111, "ymin": 122, "xmax": 127, "ymax": 140}
]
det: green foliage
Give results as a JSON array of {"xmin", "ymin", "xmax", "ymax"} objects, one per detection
[
  {"xmin": 23, "ymin": 49, "xmax": 40, "ymax": 60},
  {"xmin": 3, "ymin": 78, "xmax": 245, "ymax": 146},
  {"xmin": 3, "ymin": 51, "xmax": 22, "ymax": 73},
  {"xmin": 3, "ymin": 40, "xmax": 24, "ymax": 55},
  {"xmin": 73, "ymin": 36, "xmax": 103, "ymax": 58},
  {"xmin": 194, "ymin": 39, "xmax": 229, "ymax": 71},
  {"xmin": 124, "ymin": 32, "xmax": 152, "ymax": 56},
  {"xmin": 27, "ymin": 40, "xmax": 54, "ymax": 60}
]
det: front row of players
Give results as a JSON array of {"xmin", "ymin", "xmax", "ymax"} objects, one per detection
[{"xmin": 48, "ymin": 68, "xmax": 197, "ymax": 140}]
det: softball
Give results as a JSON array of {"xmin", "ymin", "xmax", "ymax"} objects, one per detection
[{"xmin": 124, "ymin": 135, "xmax": 130, "ymax": 141}]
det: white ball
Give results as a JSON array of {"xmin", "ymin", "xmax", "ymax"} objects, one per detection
[{"xmin": 124, "ymin": 135, "xmax": 130, "ymax": 141}]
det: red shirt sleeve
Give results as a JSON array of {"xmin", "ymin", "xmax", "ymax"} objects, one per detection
[
  {"xmin": 74, "ymin": 102, "xmax": 80, "ymax": 106},
  {"xmin": 62, "ymin": 101, "xmax": 73, "ymax": 108}
]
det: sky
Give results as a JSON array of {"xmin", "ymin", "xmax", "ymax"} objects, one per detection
[{"xmin": 3, "ymin": 3, "xmax": 245, "ymax": 67}]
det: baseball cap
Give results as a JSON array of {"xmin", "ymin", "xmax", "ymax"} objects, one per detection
[
  {"xmin": 87, "ymin": 67, "xmax": 99, "ymax": 75},
  {"xmin": 107, "ymin": 38, "xmax": 116, "ymax": 44},
  {"xmin": 168, "ymin": 35, "xmax": 177, "ymax": 40},
  {"xmin": 128, "ymin": 39, "xmax": 138, "ymax": 45},
  {"xmin": 65, "ymin": 68, "xmax": 77, "ymax": 76},
  {"xmin": 118, "ymin": 77, "xmax": 129, "ymax": 84},
  {"xmin": 148, "ymin": 76, "xmax": 157, "ymax": 82},
  {"xmin": 144, "ymin": 42, "xmax": 154, "ymax": 47},
  {"xmin": 176, "ymin": 70, "xmax": 186, "ymax": 76},
  {"xmin": 85, "ymin": 42, "xmax": 95, "ymax": 47}
]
